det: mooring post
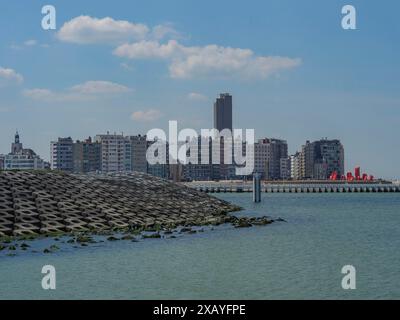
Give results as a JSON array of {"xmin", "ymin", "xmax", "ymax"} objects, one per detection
[{"xmin": 253, "ymin": 173, "xmax": 261, "ymax": 202}]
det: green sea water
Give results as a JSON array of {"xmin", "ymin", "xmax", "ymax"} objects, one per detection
[{"xmin": 0, "ymin": 193, "xmax": 399, "ymax": 299}]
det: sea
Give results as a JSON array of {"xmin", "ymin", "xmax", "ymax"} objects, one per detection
[{"xmin": 0, "ymin": 193, "xmax": 399, "ymax": 299}]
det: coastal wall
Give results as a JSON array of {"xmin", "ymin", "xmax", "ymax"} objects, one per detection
[{"xmin": 0, "ymin": 171, "xmax": 243, "ymax": 238}]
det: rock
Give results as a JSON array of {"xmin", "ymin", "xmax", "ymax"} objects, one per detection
[
  {"xmin": 143, "ymin": 233, "xmax": 161, "ymax": 239},
  {"xmin": 20, "ymin": 243, "xmax": 30, "ymax": 249},
  {"xmin": 8, "ymin": 245, "xmax": 17, "ymax": 251},
  {"xmin": 49, "ymin": 245, "xmax": 59, "ymax": 251},
  {"xmin": 234, "ymin": 219, "xmax": 252, "ymax": 228},
  {"xmin": 76, "ymin": 235, "xmax": 93, "ymax": 243},
  {"xmin": 43, "ymin": 248, "xmax": 51, "ymax": 253},
  {"xmin": 121, "ymin": 235, "xmax": 134, "ymax": 240},
  {"xmin": 107, "ymin": 236, "xmax": 120, "ymax": 241}
]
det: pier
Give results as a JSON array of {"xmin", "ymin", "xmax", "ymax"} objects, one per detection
[{"xmin": 184, "ymin": 181, "xmax": 400, "ymax": 194}]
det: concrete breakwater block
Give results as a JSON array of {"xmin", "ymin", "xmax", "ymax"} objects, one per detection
[{"xmin": 0, "ymin": 171, "xmax": 242, "ymax": 238}]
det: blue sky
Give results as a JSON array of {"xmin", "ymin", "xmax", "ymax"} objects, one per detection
[{"xmin": 0, "ymin": 0, "xmax": 399, "ymax": 179}]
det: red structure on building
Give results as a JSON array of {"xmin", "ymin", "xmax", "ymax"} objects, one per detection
[
  {"xmin": 355, "ymin": 167, "xmax": 361, "ymax": 180},
  {"xmin": 329, "ymin": 166, "xmax": 374, "ymax": 182}
]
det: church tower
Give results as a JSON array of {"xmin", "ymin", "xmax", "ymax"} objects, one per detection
[{"xmin": 11, "ymin": 130, "xmax": 23, "ymax": 154}]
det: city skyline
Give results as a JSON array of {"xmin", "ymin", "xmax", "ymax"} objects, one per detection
[
  {"xmin": 1, "ymin": 0, "xmax": 399, "ymax": 179},
  {"xmin": 0, "ymin": 93, "xmax": 378, "ymax": 181},
  {"xmin": 0, "ymin": 104, "xmax": 348, "ymax": 183}
]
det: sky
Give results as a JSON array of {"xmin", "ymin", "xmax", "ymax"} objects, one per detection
[{"xmin": 0, "ymin": 0, "xmax": 399, "ymax": 179}]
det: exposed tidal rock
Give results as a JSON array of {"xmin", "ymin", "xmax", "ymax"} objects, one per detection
[
  {"xmin": 143, "ymin": 233, "xmax": 161, "ymax": 239},
  {"xmin": 0, "ymin": 171, "xmax": 241, "ymax": 239},
  {"xmin": 232, "ymin": 216, "xmax": 274, "ymax": 228}
]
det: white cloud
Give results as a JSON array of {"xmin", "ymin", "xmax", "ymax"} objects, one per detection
[
  {"xmin": 151, "ymin": 23, "xmax": 182, "ymax": 40},
  {"xmin": 57, "ymin": 16, "xmax": 182, "ymax": 45},
  {"xmin": 57, "ymin": 16, "xmax": 149, "ymax": 44},
  {"xmin": 9, "ymin": 44, "xmax": 22, "ymax": 50},
  {"xmin": 114, "ymin": 40, "xmax": 301, "ymax": 79},
  {"xmin": 187, "ymin": 92, "xmax": 208, "ymax": 101},
  {"xmin": 9, "ymin": 40, "xmax": 48, "ymax": 49},
  {"xmin": 0, "ymin": 67, "xmax": 24, "ymax": 86},
  {"xmin": 114, "ymin": 40, "xmax": 179, "ymax": 59},
  {"xmin": 70, "ymin": 80, "xmax": 132, "ymax": 94},
  {"xmin": 23, "ymin": 81, "xmax": 132, "ymax": 101},
  {"xmin": 22, "ymin": 88, "xmax": 90, "ymax": 102},
  {"xmin": 23, "ymin": 88, "xmax": 54, "ymax": 100},
  {"xmin": 131, "ymin": 109, "xmax": 162, "ymax": 122},
  {"xmin": 56, "ymin": 15, "xmax": 301, "ymax": 80},
  {"xmin": 24, "ymin": 39, "xmax": 38, "ymax": 46},
  {"xmin": 120, "ymin": 63, "xmax": 134, "ymax": 71}
]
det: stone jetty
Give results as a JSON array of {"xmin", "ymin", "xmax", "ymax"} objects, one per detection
[{"xmin": 0, "ymin": 170, "xmax": 251, "ymax": 239}]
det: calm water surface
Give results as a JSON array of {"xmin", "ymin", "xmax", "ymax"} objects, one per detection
[{"xmin": 0, "ymin": 193, "xmax": 399, "ymax": 299}]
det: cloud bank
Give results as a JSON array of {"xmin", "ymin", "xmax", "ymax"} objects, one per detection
[
  {"xmin": 113, "ymin": 40, "xmax": 301, "ymax": 79},
  {"xmin": 57, "ymin": 16, "xmax": 179, "ymax": 44},
  {"xmin": 57, "ymin": 16, "xmax": 301, "ymax": 80}
]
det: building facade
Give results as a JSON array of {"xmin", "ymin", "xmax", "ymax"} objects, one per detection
[
  {"xmin": 94, "ymin": 133, "xmax": 132, "ymax": 173},
  {"xmin": 253, "ymin": 138, "xmax": 288, "ymax": 180},
  {"xmin": 213, "ymin": 93, "xmax": 232, "ymax": 132},
  {"xmin": 50, "ymin": 137, "xmax": 74, "ymax": 172},
  {"xmin": 2, "ymin": 132, "xmax": 45, "ymax": 170},
  {"xmin": 72, "ymin": 137, "xmax": 102, "ymax": 173},
  {"xmin": 130, "ymin": 135, "xmax": 148, "ymax": 173},
  {"xmin": 300, "ymin": 139, "xmax": 344, "ymax": 180},
  {"xmin": 147, "ymin": 139, "xmax": 169, "ymax": 179},
  {"xmin": 290, "ymin": 152, "xmax": 302, "ymax": 180},
  {"xmin": 280, "ymin": 157, "xmax": 291, "ymax": 180}
]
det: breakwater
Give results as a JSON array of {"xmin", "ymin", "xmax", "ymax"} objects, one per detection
[{"xmin": 0, "ymin": 171, "xmax": 252, "ymax": 238}]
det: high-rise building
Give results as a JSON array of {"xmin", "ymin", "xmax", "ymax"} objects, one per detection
[
  {"xmin": 130, "ymin": 135, "xmax": 148, "ymax": 173},
  {"xmin": 212, "ymin": 93, "xmax": 234, "ymax": 180},
  {"xmin": 50, "ymin": 137, "xmax": 74, "ymax": 172},
  {"xmin": 182, "ymin": 136, "xmax": 213, "ymax": 181},
  {"xmin": 280, "ymin": 157, "xmax": 291, "ymax": 180},
  {"xmin": 94, "ymin": 133, "xmax": 132, "ymax": 173},
  {"xmin": 2, "ymin": 131, "xmax": 45, "ymax": 170},
  {"xmin": 213, "ymin": 93, "xmax": 232, "ymax": 132},
  {"xmin": 147, "ymin": 139, "xmax": 169, "ymax": 179},
  {"xmin": 72, "ymin": 137, "xmax": 102, "ymax": 173},
  {"xmin": 300, "ymin": 139, "xmax": 344, "ymax": 180},
  {"xmin": 253, "ymin": 138, "xmax": 288, "ymax": 180},
  {"xmin": 290, "ymin": 152, "xmax": 302, "ymax": 180}
]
